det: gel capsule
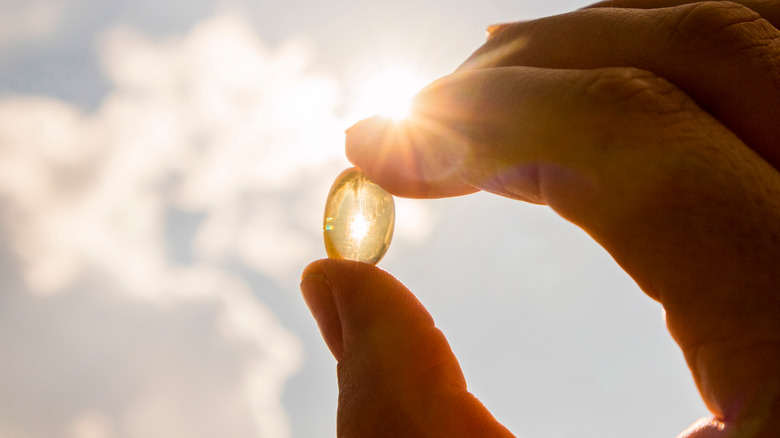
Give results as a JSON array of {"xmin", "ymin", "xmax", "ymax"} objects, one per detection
[{"xmin": 323, "ymin": 167, "xmax": 395, "ymax": 264}]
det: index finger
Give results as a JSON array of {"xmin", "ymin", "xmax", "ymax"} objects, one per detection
[
  {"xmin": 585, "ymin": 0, "xmax": 780, "ymax": 24},
  {"xmin": 461, "ymin": 2, "xmax": 780, "ymax": 171}
]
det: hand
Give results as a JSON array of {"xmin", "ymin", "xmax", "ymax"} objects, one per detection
[{"xmin": 302, "ymin": 1, "xmax": 780, "ymax": 436}]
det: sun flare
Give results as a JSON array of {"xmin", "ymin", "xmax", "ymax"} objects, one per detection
[{"xmin": 349, "ymin": 64, "xmax": 427, "ymax": 121}]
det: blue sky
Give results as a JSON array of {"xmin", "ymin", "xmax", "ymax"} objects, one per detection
[{"xmin": 0, "ymin": 1, "xmax": 708, "ymax": 437}]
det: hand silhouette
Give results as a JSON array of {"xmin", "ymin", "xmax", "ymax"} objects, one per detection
[{"xmin": 303, "ymin": 1, "xmax": 780, "ymax": 436}]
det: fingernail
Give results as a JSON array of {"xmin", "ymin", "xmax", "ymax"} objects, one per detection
[
  {"xmin": 486, "ymin": 23, "xmax": 511, "ymax": 40},
  {"xmin": 300, "ymin": 271, "xmax": 344, "ymax": 360}
]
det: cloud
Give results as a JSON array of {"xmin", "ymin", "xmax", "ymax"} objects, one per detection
[
  {"xmin": 0, "ymin": 10, "xmax": 386, "ymax": 438},
  {"xmin": 0, "ymin": 0, "xmax": 62, "ymax": 47},
  {"xmin": 0, "ymin": 269, "xmax": 297, "ymax": 438},
  {"xmin": 0, "ymin": 8, "xmax": 439, "ymax": 436},
  {"xmin": 0, "ymin": 11, "xmax": 348, "ymax": 292}
]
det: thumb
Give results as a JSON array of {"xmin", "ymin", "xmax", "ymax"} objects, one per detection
[{"xmin": 301, "ymin": 259, "xmax": 514, "ymax": 438}]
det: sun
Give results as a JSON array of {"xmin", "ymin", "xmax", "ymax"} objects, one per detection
[{"xmin": 349, "ymin": 64, "xmax": 427, "ymax": 121}]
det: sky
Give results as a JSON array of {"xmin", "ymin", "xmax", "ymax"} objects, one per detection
[{"xmin": 0, "ymin": 1, "xmax": 709, "ymax": 437}]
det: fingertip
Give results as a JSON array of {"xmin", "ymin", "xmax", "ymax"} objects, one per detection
[
  {"xmin": 345, "ymin": 115, "xmax": 410, "ymax": 168},
  {"xmin": 301, "ymin": 258, "xmax": 395, "ymax": 351},
  {"xmin": 303, "ymin": 257, "xmax": 387, "ymax": 285},
  {"xmin": 300, "ymin": 258, "xmax": 327, "ymax": 280},
  {"xmin": 344, "ymin": 115, "xmax": 390, "ymax": 162},
  {"xmin": 304, "ymin": 257, "xmax": 423, "ymax": 361},
  {"xmin": 345, "ymin": 114, "xmax": 478, "ymax": 198},
  {"xmin": 301, "ymin": 259, "xmax": 345, "ymax": 360},
  {"xmin": 305, "ymin": 258, "xmax": 437, "ymax": 347},
  {"xmin": 309, "ymin": 258, "xmax": 401, "ymax": 311}
]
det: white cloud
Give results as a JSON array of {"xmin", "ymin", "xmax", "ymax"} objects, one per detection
[
  {"xmin": 0, "ymin": 0, "xmax": 62, "ymax": 47},
  {"xmin": 0, "ymin": 11, "xmax": 348, "ymax": 292},
  {"xmin": 0, "ymin": 8, "xmax": 439, "ymax": 436},
  {"xmin": 0, "ymin": 276, "xmax": 293, "ymax": 438},
  {"xmin": 0, "ymin": 11, "xmax": 361, "ymax": 438},
  {"xmin": 68, "ymin": 412, "xmax": 114, "ymax": 438}
]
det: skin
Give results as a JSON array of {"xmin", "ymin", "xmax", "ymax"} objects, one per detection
[{"xmin": 301, "ymin": 1, "xmax": 780, "ymax": 436}]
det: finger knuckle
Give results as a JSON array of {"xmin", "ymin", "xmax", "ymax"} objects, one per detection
[
  {"xmin": 669, "ymin": 1, "xmax": 780, "ymax": 113},
  {"xmin": 671, "ymin": 1, "xmax": 780, "ymax": 57},
  {"xmin": 583, "ymin": 67, "xmax": 695, "ymax": 120}
]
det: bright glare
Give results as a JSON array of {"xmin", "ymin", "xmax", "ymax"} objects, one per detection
[
  {"xmin": 350, "ymin": 65, "xmax": 427, "ymax": 121},
  {"xmin": 349, "ymin": 214, "xmax": 370, "ymax": 241}
]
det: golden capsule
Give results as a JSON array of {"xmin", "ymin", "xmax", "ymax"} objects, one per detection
[{"xmin": 323, "ymin": 167, "xmax": 395, "ymax": 264}]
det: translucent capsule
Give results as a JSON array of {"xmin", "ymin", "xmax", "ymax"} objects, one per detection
[{"xmin": 323, "ymin": 167, "xmax": 395, "ymax": 264}]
